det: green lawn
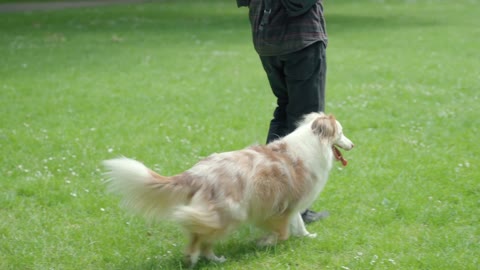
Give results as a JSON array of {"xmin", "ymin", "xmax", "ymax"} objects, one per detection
[
  {"xmin": 1, "ymin": 0, "xmax": 479, "ymax": 269},
  {"xmin": 0, "ymin": 0, "xmax": 101, "ymax": 3}
]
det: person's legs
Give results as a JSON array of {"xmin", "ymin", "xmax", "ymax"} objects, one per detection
[
  {"xmin": 283, "ymin": 41, "xmax": 329, "ymax": 223},
  {"xmin": 282, "ymin": 41, "xmax": 326, "ymax": 132},
  {"xmin": 261, "ymin": 42, "xmax": 326, "ymax": 142},
  {"xmin": 260, "ymin": 55, "xmax": 290, "ymax": 143},
  {"xmin": 260, "ymin": 42, "xmax": 328, "ymax": 223}
]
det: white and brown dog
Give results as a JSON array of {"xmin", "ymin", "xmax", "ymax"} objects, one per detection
[{"xmin": 103, "ymin": 112, "xmax": 354, "ymax": 266}]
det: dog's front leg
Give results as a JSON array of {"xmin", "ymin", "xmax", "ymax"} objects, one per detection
[
  {"xmin": 289, "ymin": 212, "xmax": 317, "ymax": 238},
  {"xmin": 201, "ymin": 243, "xmax": 226, "ymax": 263}
]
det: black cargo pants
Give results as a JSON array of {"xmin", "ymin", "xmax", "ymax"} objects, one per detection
[{"xmin": 260, "ymin": 41, "xmax": 327, "ymax": 143}]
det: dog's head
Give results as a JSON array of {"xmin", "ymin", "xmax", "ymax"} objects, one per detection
[
  {"xmin": 309, "ymin": 113, "xmax": 354, "ymax": 149},
  {"xmin": 306, "ymin": 113, "xmax": 354, "ymax": 165}
]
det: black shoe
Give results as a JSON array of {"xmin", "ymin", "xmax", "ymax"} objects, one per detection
[{"xmin": 301, "ymin": 209, "xmax": 330, "ymax": 224}]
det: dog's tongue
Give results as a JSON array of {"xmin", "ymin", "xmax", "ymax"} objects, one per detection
[{"xmin": 333, "ymin": 146, "xmax": 348, "ymax": 166}]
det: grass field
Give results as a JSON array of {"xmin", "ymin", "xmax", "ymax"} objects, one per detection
[{"xmin": 1, "ymin": 0, "xmax": 479, "ymax": 269}]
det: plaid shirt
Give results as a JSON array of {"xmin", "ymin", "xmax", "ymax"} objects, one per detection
[{"xmin": 238, "ymin": 0, "xmax": 328, "ymax": 56}]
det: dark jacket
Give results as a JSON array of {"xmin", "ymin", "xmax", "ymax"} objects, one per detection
[{"xmin": 238, "ymin": 0, "xmax": 327, "ymax": 56}]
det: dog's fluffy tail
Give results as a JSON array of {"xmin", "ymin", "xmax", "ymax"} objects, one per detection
[{"xmin": 103, "ymin": 157, "xmax": 192, "ymax": 220}]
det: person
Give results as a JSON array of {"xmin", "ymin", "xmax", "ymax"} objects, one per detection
[{"xmin": 237, "ymin": 0, "xmax": 330, "ymax": 223}]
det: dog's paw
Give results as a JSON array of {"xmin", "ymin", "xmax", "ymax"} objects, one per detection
[
  {"xmin": 207, "ymin": 255, "xmax": 226, "ymax": 263},
  {"xmin": 306, "ymin": 232, "xmax": 317, "ymax": 238},
  {"xmin": 256, "ymin": 235, "xmax": 278, "ymax": 247}
]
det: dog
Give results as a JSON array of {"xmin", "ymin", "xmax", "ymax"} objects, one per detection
[{"xmin": 103, "ymin": 112, "xmax": 354, "ymax": 267}]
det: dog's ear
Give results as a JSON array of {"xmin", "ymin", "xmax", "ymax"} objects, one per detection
[{"xmin": 311, "ymin": 114, "xmax": 337, "ymax": 138}]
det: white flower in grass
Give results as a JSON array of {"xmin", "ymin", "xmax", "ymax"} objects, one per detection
[
  {"xmin": 108, "ymin": 147, "xmax": 114, "ymax": 153},
  {"xmin": 354, "ymin": 251, "xmax": 363, "ymax": 260},
  {"xmin": 70, "ymin": 192, "xmax": 77, "ymax": 197},
  {"xmin": 100, "ymin": 208, "xmax": 105, "ymax": 212},
  {"xmin": 17, "ymin": 165, "xmax": 29, "ymax": 172}
]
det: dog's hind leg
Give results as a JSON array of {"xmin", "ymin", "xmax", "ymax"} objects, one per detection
[
  {"xmin": 184, "ymin": 233, "xmax": 202, "ymax": 268},
  {"xmin": 201, "ymin": 242, "xmax": 226, "ymax": 263},
  {"xmin": 257, "ymin": 214, "xmax": 291, "ymax": 246},
  {"xmin": 289, "ymin": 212, "xmax": 317, "ymax": 238}
]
